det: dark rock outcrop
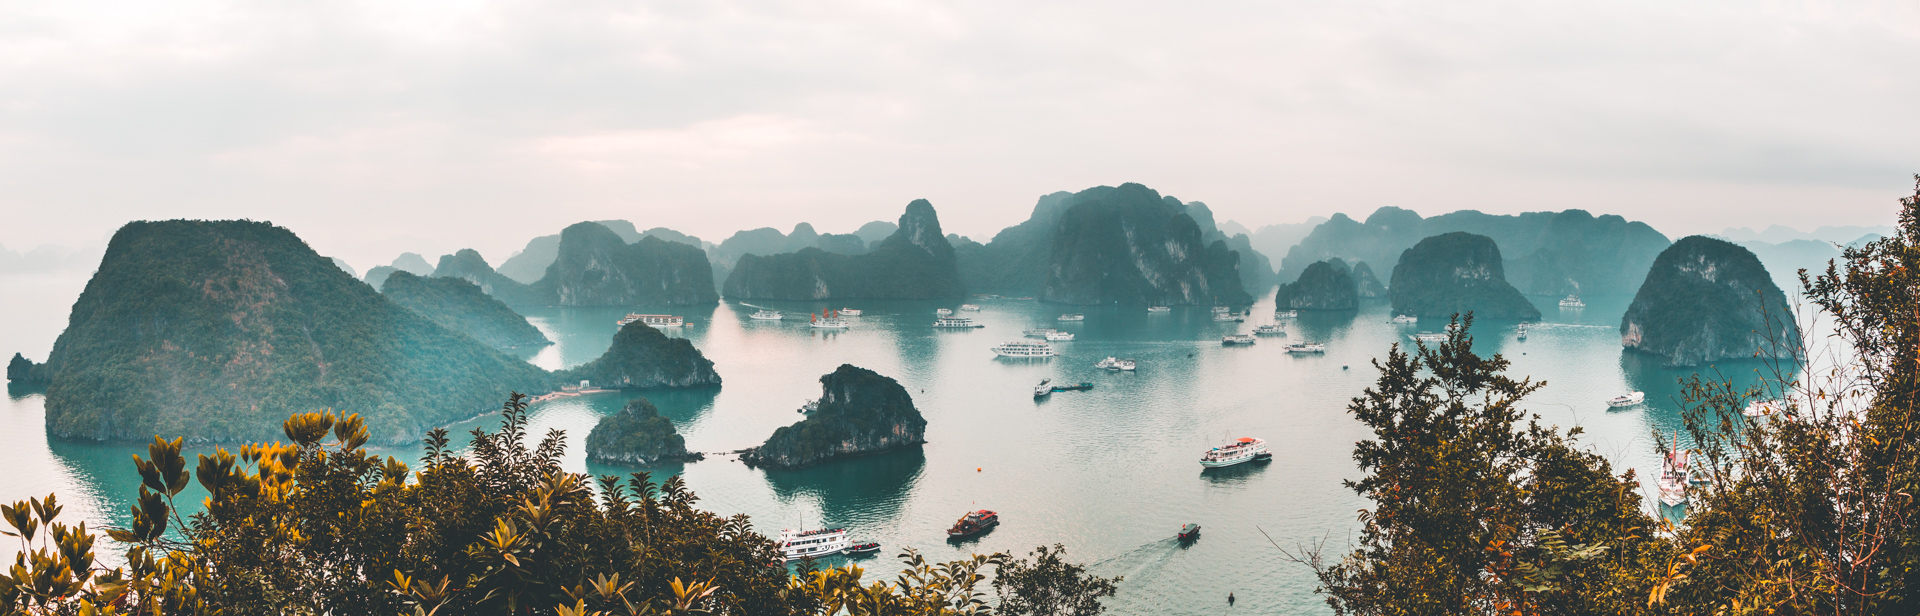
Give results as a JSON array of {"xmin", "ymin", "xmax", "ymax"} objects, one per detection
[
  {"xmin": 1352, "ymin": 262, "xmax": 1387, "ymax": 297},
  {"xmin": 534, "ymin": 223, "xmax": 719, "ymax": 306},
  {"xmin": 559, "ymin": 321, "xmax": 721, "ymax": 389},
  {"xmin": 37, "ymin": 220, "xmax": 555, "ymax": 444},
  {"xmin": 1039, "ymin": 184, "xmax": 1252, "ymax": 305},
  {"xmin": 432, "ymin": 249, "xmax": 545, "ymax": 307},
  {"xmin": 722, "ymin": 200, "xmax": 966, "ymax": 300},
  {"xmin": 586, "ymin": 398, "xmax": 702, "ymax": 465},
  {"xmin": 1621, "ymin": 236, "xmax": 1800, "ymax": 366},
  {"xmin": 7, "ymin": 353, "xmax": 48, "ymax": 384},
  {"xmin": 742, "ymin": 364, "xmax": 926, "ymax": 469},
  {"xmin": 1389, "ymin": 232, "xmax": 1541, "ymax": 320},
  {"xmin": 381, "ymin": 271, "xmax": 550, "ymax": 350},
  {"xmin": 1275, "ymin": 259, "xmax": 1359, "ymax": 310}
]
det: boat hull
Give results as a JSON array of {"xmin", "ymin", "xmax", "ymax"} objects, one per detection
[{"xmin": 946, "ymin": 518, "xmax": 999, "ymax": 539}]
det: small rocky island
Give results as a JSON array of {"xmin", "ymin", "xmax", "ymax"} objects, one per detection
[
  {"xmin": 1274, "ymin": 259, "xmax": 1359, "ymax": 310},
  {"xmin": 1621, "ymin": 235, "xmax": 1800, "ymax": 366},
  {"xmin": 380, "ymin": 271, "xmax": 551, "ymax": 350},
  {"xmin": 586, "ymin": 398, "xmax": 702, "ymax": 465},
  {"xmin": 560, "ymin": 321, "xmax": 722, "ymax": 389},
  {"xmin": 1389, "ymin": 232, "xmax": 1541, "ymax": 320},
  {"xmin": 742, "ymin": 364, "xmax": 927, "ymax": 469}
]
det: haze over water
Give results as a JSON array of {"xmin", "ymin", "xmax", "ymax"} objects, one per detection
[{"xmin": 2, "ymin": 277, "xmax": 1795, "ymax": 614}]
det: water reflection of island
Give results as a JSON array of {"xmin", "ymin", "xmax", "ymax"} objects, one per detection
[{"xmin": 762, "ymin": 447, "xmax": 926, "ymax": 527}]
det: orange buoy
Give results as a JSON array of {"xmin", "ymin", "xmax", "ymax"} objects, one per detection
[{"xmin": 977, "ymin": 467, "xmax": 982, "ymax": 472}]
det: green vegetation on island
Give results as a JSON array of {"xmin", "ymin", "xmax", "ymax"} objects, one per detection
[
  {"xmin": 722, "ymin": 200, "xmax": 967, "ymax": 300},
  {"xmin": 1039, "ymin": 184, "xmax": 1252, "ymax": 305},
  {"xmin": 1388, "ymin": 232, "xmax": 1541, "ymax": 320},
  {"xmin": 379, "ymin": 271, "xmax": 551, "ymax": 350},
  {"xmin": 743, "ymin": 364, "xmax": 927, "ymax": 469},
  {"xmin": 585, "ymin": 398, "xmax": 701, "ymax": 465},
  {"xmin": 1275, "ymin": 259, "xmax": 1359, "ymax": 310},
  {"xmin": 430, "ymin": 248, "xmax": 547, "ymax": 308},
  {"xmin": 558, "ymin": 320, "xmax": 721, "ymax": 389},
  {"xmin": 1620, "ymin": 235, "xmax": 1799, "ymax": 366},
  {"xmin": 532, "ymin": 223, "xmax": 719, "ymax": 306}
]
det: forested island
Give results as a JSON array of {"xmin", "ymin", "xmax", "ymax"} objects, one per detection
[
  {"xmin": 1620, "ymin": 235, "xmax": 1800, "ymax": 366},
  {"xmin": 1038, "ymin": 184, "xmax": 1252, "ymax": 305},
  {"xmin": 559, "ymin": 320, "xmax": 722, "ymax": 389},
  {"xmin": 1275, "ymin": 259, "xmax": 1359, "ymax": 310},
  {"xmin": 742, "ymin": 364, "xmax": 927, "ymax": 469},
  {"xmin": 379, "ymin": 271, "xmax": 551, "ymax": 350},
  {"xmin": 586, "ymin": 398, "xmax": 702, "ymax": 465},
  {"xmin": 1388, "ymin": 232, "xmax": 1540, "ymax": 320}
]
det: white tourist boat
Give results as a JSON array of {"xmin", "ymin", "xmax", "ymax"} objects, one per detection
[
  {"xmin": 838, "ymin": 308, "xmax": 863, "ymax": 316},
  {"xmin": 1390, "ymin": 315, "xmax": 1419, "ymax": 324},
  {"xmin": 617, "ymin": 313, "xmax": 685, "ymax": 328},
  {"xmin": 798, "ymin": 399, "xmax": 820, "ymax": 414},
  {"xmin": 1659, "ymin": 441, "xmax": 1690, "ymax": 507},
  {"xmin": 1559, "ymin": 295, "xmax": 1586, "ymax": 308},
  {"xmin": 779, "ymin": 527, "xmax": 851, "ymax": 561},
  {"xmin": 1607, "ymin": 391, "xmax": 1645, "ymax": 408},
  {"xmin": 1023, "ymin": 328, "xmax": 1057, "ymax": 338},
  {"xmin": 1033, "ymin": 378, "xmax": 1053, "ymax": 398},
  {"xmin": 1517, "ymin": 322, "xmax": 1529, "ymax": 340},
  {"xmin": 1222, "ymin": 334, "xmax": 1257, "ymax": 345},
  {"xmin": 1045, "ymin": 331, "xmax": 1075, "ymax": 341},
  {"xmin": 933, "ymin": 316, "xmax": 984, "ymax": 329},
  {"xmin": 1410, "ymin": 332, "xmax": 1450, "ymax": 343},
  {"xmin": 1213, "ymin": 312, "xmax": 1245, "ymax": 322},
  {"xmin": 1094, "ymin": 357, "xmax": 1136, "ymax": 371},
  {"xmin": 993, "ymin": 340, "xmax": 1056, "ymax": 358},
  {"xmin": 1274, "ymin": 310, "xmax": 1299, "ymax": 319},
  {"xmin": 1253, "ymin": 324, "xmax": 1285, "ymax": 336},
  {"xmin": 959, "ymin": 304, "xmax": 981, "ymax": 312},
  {"xmin": 1211, "ymin": 306, "xmax": 1231, "ymax": 314},
  {"xmin": 1285, "ymin": 343, "xmax": 1327, "ymax": 354},
  {"xmin": 936, "ymin": 308, "xmax": 954, "ymax": 316},
  {"xmin": 1200, "ymin": 437, "xmax": 1271, "ymax": 468},
  {"xmin": 1057, "ymin": 314, "xmax": 1085, "ymax": 322},
  {"xmin": 1147, "ymin": 306, "xmax": 1171, "ymax": 313},
  {"xmin": 750, "ymin": 310, "xmax": 784, "ymax": 320},
  {"xmin": 810, "ymin": 311, "xmax": 850, "ymax": 329}
]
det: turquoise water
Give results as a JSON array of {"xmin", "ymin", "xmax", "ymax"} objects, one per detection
[{"xmin": 0, "ymin": 275, "xmax": 1798, "ymax": 614}]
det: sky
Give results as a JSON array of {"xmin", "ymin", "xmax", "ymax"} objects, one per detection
[{"xmin": 0, "ymin": 0, "xmax": 1915, "ymax": 272}]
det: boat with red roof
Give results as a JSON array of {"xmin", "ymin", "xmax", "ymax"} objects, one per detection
[
  {"xmin": 1200, "ymin": 437, "xmax": 1270, "ymax": 468},
  {"xmin": 947, "ymin": 510, "xmax": 999, "ymax": 539}
]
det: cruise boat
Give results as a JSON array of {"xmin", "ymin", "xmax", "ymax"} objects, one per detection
[
  {"xmin": 810, "ymin": 311, "xmax": 850, "ymax": 329},
  {"xmin": 1658, "ymin": 440, "xmax": 1689, "ymax": 507},
  {"xmin": 1200, "ymin": 437, "xmax": 1270, "ymax": 468},
  {"xmin": 750, "ymin": 310, "xmax": 784, "ymax": 320},
  {"xmin": 936, "ymin": 308, "xmax": 954, "ymax": 316},
  {"xmin": 618, "ymin": 314, "xmax": 685, "ymax": 328},
  {"xmin": 1253, "ymin": 324, "xmax": 1285, "ymax": 336},
  {"xmin": 1222, "ymin": 334, "xmax": 1257, "ymax": 345},
  {"xmin": 1213, "ymin": 312, "xmax": 1245, "ymax": 322},
  {"xmin": 1211, "ymin": 306, "xmax": 1231, "ymax": 314},
  {"xmin": 1607, "ymin": 391, "xmax": 1645, "ymax": 408},
  {"xmin": 1045, "ymin": 331, "xmax": 1076, "ymax": 341},
  {"xmin": 798, "ymin": 399, "xmax": 820, "ymax": 414},
  {"xmin": 1094, "ymin": 357, "xmax": 1137, "ymax": 371},
  {"xmin": 1023, "ymin": 328, "xmax": 1058, "ymax": 338},
  {"xmin": 993, "ymin": 340, "xmax": 1056, "ymax": 358},
  {"xmin": 838, "ymin": 308, "xmax": 863, "ymax": 316},
  {"xmin": 1274, "ymin": 310, "xmax": 1299, "ymax": 319},
  {"xmin": 933, "ymin": 316, "xmax": 984, "ymax": 329},
  {"xmin": 959, "ymin": 304, "xmax": 982, "ymax": 312},
  {"xmin": 1177, "ymin": 524, "xmax": 1201, "ymax": 541},
  {"xmin": 1057, "ymin": 314, "xmax": 1085, "ymax": 322},
  {"xmin": 1743, "ymin": 399, "xmax": 1785, "ymax": 418},
  {"xmin": 1033, "ymin": 379, "xmax": 1053, "ymax": 398},
  {"xmin": 1285, "ymin": 343, "xmax": 1327, "ymax": 354},
  {"xmin": 1410, "ymin": 332, "xmax": 1450, "ymax": 343},
  {"xmin": 1390, "ymin": 315, "xmax": 1419, "ymax": 324},
  {"xmin": 1516, "ymin": 322, "xmax": 1529, "ymax": 340},
  {"xmin": 947, "ymin": 510, "xmax": 999, "ymax": 539},
  {"xmin": 1559, "ymin": 295, "xmax": 1586, "ymax": 308},
  {"xmin": 1147, "ymin": 306, "xmax": 1171, "ymax": 313},
  {"xmin": 778, "ymin": 527, "xmax": 851, "ymax": 561},
  {"xmin": 845, "ymin": 542, "xmax": 881, "ymax": 556}
]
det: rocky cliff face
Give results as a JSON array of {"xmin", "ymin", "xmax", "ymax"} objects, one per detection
[
  {"xmin": 497, "ymin": 221, "xmax": 706, "ymax": 284},
  {"xmin": 722, "ymin": 200, "xmax": 965, "ymax": 300},
  {"xmin": 7, "ymin": 353, "xmax": 48, "ymax": 384},
  {"xmin": 534, "ymin": 223, "xmax": 719, "ymax": 306},
  {"xmin": 586, "ymin": 398, "xmax": 701, "ymax": 465},
  {"xmin": 432, "ymin": 249, "xmax": 544, "ymax": 307},
  {"xmin": 381, "ymin": 271, "xmax": 550, "ymax": 350},
  {"xmin": 1620, "ymin": 236, "xmax": 1799, "ymax": 367},
  {"xmin": 742, "ymin": 364, "xmax": 927, "ymax": 469},
  {"xmin": 1039, "ymin": 184, "xmax": 1251, "ymax": 305},
  {"xmin": 559, "ymin": 321, "xmax": 721, "ymax": 389},
  {"xmin": 1275, "ymin": 259, "xmax": 1358, "ymax": 310},
  {"xmin": 1389, "ymin": 232, "xmax": 1541, "ymax": 320},
  {"xmin": 1352, "ymin": 261, "xmax": 1387, "ymax": 297}
]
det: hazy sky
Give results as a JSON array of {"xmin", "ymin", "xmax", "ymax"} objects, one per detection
[{"xmin": 1, "ymin": 0, "xmax": 1915, "ymax": 271}]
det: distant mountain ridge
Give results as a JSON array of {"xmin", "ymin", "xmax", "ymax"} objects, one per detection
[
  {"xmin": 533, "ymin": 223, "xmax": 720, "ymax": 306},
  {"xmin": 723, "ymin": 200, "xmax": 965, "ymax": 300}
]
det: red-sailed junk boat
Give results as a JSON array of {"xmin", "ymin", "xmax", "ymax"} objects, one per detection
[{"xmin": 947, "ymin": 510, "xmax": 999, "ymax": 539}]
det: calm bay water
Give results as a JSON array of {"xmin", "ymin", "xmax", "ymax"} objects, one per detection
[{"xmin": 1, "ymin": 273, "xmax": 1799, "ymax": 614}]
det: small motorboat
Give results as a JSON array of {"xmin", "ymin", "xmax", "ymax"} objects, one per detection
[
  {"xmin": 1147, "ymin": 306, "xmax": 1171, "ymax": 313},
  {"xmin": 1045, "ymin": 331, "xmax": 1076, "ymax": 341},
  {"xmin": 1253, "ymin": 324, "xmax": 1285, "ymax": 336},
  {"xmin": 1222, "ymin": 334, "xmax": 1257, "ymax": 345},
  {"xmin": 947, "ymin": 510, "xmax": 999, "ymax": 539},
  {"xmin": 936, "ymin": 308, "xmax": 954, "ymax": 316},
  {"xmin": 1034, "ymin": 379, "xmax": 1053, "ymax": 398},
  {"xmin": 1094, "ymin": 357, "xmax": 1137, "ymax": 371},
  {"xmin": 1057, "ymin": 314, "xmax": 1086, "ymax": 322},
  {"xmin": 839, "ymin": 308, "xmax": 863, "ymax": 316},
  {"xmin": 1274, "ymin": 310, "xmax": 1298, "ymax": 319},
  {"xmin": 1177, "ymin": 524, "xmax": 1201, "ymax": 541},
  {"xmin": 1390, "ymin": 314, "xmax": 1419, "ymax": 324},
  {"xmin": 1607, "ymin": 391, "xmax": 1646, "ymax": 408},
  {"xmin": 844, "ymin": 542, "xmax": 881, "ymax": 556},
  {"xmin": 959, "ymin": 304, "xmax": 982, "ymax": 312}
]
